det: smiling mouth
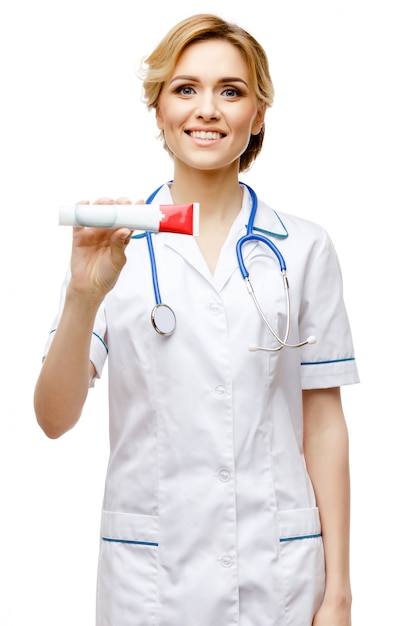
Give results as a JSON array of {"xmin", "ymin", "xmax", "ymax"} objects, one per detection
[{"xmin": 187, "ymin": 130, "xmax": 225, "ymax": 140}]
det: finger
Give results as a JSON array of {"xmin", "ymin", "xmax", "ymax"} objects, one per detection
[
  {"xmin": 76, "ymin": 200, "xmax": 90, "ymax": 205},
  {"xmin": 115, "ymin": 197, "xmax": 132, "ymax": 205},
  {"xmin": 135, "ymin": 199, "xmax": 146, "ymax": 205},
  {"xmin": 94, "ymin": 197, "xmax": 114, "ymax": 205},
  {"xmin": 108, "ymin": 228, "xmax": 133, "ymax": 244}
]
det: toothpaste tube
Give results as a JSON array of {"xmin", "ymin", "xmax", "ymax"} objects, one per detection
[{"xmin": 59, "ymin": 203, "xmax": 199, "ymax": 236}]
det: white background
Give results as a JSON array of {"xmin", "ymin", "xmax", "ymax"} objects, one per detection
[{"xmin": 1, "ymin": 1, "xmax": 415, "ymax": 623}]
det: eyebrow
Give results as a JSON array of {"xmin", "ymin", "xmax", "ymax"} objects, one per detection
[{"xmin": 169, "ymin": 75, "xmax": 249, "ymax": 87}]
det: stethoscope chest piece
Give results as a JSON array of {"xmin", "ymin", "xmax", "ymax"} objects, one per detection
[{"xmin": 151, "ymin": 303, "xmax": 176, "ymax": 336}]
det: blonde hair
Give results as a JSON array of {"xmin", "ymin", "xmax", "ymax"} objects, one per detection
[{"xmin": 140, "ymin": 14, "xmax": 274, "ymax": 172}]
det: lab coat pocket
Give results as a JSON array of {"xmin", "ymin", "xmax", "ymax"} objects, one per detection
[
  {"xmin": 96, "ymin": 510, "xmax": 159, "ymax": 626},
  {"xmin": 277, "ymin": 507, "xmax": 325, "ymax": 626}
]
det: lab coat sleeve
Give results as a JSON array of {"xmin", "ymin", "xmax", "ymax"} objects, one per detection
[
  {"xmin": 42, "ymin": 267, "xmax": 108, "ymax": 387},
  {"xmin": 298, "ymin": 226, "xmax": 359, "ymax": 389}
]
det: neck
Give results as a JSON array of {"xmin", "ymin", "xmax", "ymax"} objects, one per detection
[{"xmin": 169, "ymin": 164, "xmax": 243, "ymax": 223}]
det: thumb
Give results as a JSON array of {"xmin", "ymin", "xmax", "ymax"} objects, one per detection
[{"xmin": 120, "ymin": 228, "xmax": 134, "ymax": 241}]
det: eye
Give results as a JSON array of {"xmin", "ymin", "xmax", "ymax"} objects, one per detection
[
  {"xmin": 175, "ymin": 85, "xmax": 195, "ymax": 96},
  {"xmin": 222, "ymin": 87, "xmax": 241, "ymax": 98}
]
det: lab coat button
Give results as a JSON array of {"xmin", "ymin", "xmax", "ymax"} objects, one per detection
[
  {"xmin": 220, "ymin": 555, "xmax": 234, "ymax": 568},
  {"xmin": 214, "ymin": 385, "xmax": 226, "ymax": 397},
  {"xmin": 209, "ymin": 302, "xmax": 220, "ymax": 315},
  {"xmin": 218, "ymin": 468, "xmax": 231, "ymax": 482}
]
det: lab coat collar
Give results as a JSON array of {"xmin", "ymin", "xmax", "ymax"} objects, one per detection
[
  {"xmin": 148, "ymin": 183, "xmax": 289, "ymax": 290},
  {"xmin": 242, "ymin": 184, "xmax": 288, "ymax": 240}
]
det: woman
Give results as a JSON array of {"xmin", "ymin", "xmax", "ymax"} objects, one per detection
[{"xmin": 34, "ymin": 14, "xmax": 359, "ymax": 626}]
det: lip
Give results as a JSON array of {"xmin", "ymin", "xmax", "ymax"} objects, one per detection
[{"xmin": 186, "ymin": 127, "xmax": 226, "ymax": 135}]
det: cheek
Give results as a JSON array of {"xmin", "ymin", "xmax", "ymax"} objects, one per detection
[
  {"xmin": 156, "ymin": 104, "xmax": 184, "ymax": 133},
  {"xmin": 236, "ymin": 115, "xmax": 258, "ymax": 144},
  {"xmin": 235, "ymin": 106, "xmax": 259, "ymax": 133}
]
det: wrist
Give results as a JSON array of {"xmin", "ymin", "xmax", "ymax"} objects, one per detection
[
  {"xmin": 66, "ymin": 280, "xmax": 104, "ymax": 313},
  {"xmin": 322, "ymin": 587, "xmax": 352, "ymax": 610}
]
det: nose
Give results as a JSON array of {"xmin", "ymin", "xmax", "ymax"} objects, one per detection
[{"xmin": 196, "ymin": 90, "xmax": 219, "ymax": 120}]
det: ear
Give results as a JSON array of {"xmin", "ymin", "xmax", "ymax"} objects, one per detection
[
  {"xmin": 155, "ymin": 106, "xmax": 164, "ymax": 131},
  {"xmin": 251, "ymin": 103, "xmax": 266, "ymax": 136}
]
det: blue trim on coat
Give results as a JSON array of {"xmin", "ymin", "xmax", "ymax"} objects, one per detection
[
  {"xmin": 102, "ymin": 537, "xmax": 158, "ymax": 547},
  {"xmin": 49, "ymin": 329, "xmax": 108, "ymax": 353},
  {"xmin": 301, "ymin": 357, "xmax": 355, "ymax": 366},
  {"xmin": 252, "ymin": 210, "xmax": 289, "ymax": 239},
  {"xmin": 92, "ymin": 331, "xmax": 108, "ymax": 353},
  {"xmin": 280, "ymin": 533, "xmax": 322, "ymax": 542}
]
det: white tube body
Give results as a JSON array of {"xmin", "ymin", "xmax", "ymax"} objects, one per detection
[{"xmin": 59, "ymin": 204, "xmax": 164, "ymax": 231}]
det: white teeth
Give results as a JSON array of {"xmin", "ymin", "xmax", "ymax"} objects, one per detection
[{"xmin": 189, "ymin": 131, "xmax": 222, "ymax": 140}]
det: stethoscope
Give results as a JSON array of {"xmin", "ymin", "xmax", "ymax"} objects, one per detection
[{"xmin": 133, "ymin": 183, "xmax": 316, "ymax": 351}]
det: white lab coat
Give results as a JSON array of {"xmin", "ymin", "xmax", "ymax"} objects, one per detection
[{"xmin": 45, "ymin": 184, "xmax": 359, "ymax": 625}]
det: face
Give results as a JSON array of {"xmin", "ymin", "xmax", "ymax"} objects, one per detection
[{"xmin": 155, "ymin": 39, "xmax": 265, "ymax": 173}]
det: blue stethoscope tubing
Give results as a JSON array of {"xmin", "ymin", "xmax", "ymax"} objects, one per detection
[
  {"xmin": 236, "ymin": 185, "xmax": 290, "ymax": 352},
  {"xmin": 134, "ymin": 183, "xmax": 316, "ymax": 350},
  {"xmin": 235, "ymin": 185, "xmax": 315, "ymax": 351},
  {"xmin": 132, "ymin": 184, "xmax": 177, "ymax": 336}
]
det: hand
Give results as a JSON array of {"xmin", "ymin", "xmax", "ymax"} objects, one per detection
[{"xmin": 68, "ymin": 197, "xmax": 143, "ymax": 302}]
